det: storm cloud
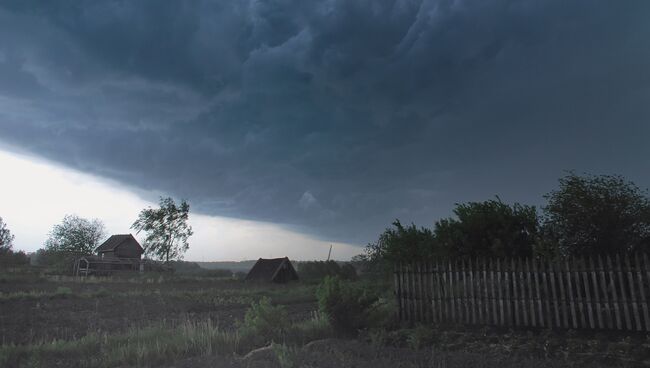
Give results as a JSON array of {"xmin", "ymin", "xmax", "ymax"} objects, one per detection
[{"xmin": 1, "ymin": 0, "xmax": 649, "ymax": 244}]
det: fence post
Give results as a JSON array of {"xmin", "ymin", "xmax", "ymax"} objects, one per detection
[
  {"xmin": 511, "ymin": 258, "xmax": 519, "ymax": 326},
  {"xmin": 540, "ymin": 258, "xmax": 552, "ymax": 328},
  {"xmin": 532, "ymin": 258, "xmax": 543, "ymax": 327},
  {"xmin": 490, "ymin": 258, "xmax": 498, "ymax": 325},
  {"xmin": 607, "ymin": 255, "xmax": 623, "ymax": 330},
  {"xmin": 549, "ymin": 260, "xmax": 560, "ymax": 328},
  {"xmin": 461, "ymin": 259, "xmax": 469, "ymax": 324},
  {"xmin": 504, "ymin": 258, "xmax": 512, "ymax": 326},
  {"xmin": 615, "ymin": 254, "xmax": 632, "ymax": 330},
  {"xmin": 469, "ymin": 258, "xmax": 476, "ymax": 325},
  {"xmin": 395, "ymin": 263, "xmax": 402, "ymax": 321},
  {"xmin": 565, "ymin": 259, "xmax": 578, "ymax": 329},
  {"xmin": 624, "ymin": 254, "xmax": 642, "ymax": 331},
  {"xmin": 589, "ymin": 256, "xmax": 604, "ymax": 329},
  {"xmin": 517, "ymin": 258, "xmax": 528, "ymax": 327},
  {"xmin": 482, "ymin": 258, "xmax": 490, "ymax": 325},
  {"xmin": 496, "ymin": 258, "xmax": 504, "ymax": 325},
  {"xmin": 597, "ymin": 255, "xmax": 613, "ymax": 329},
  {"xmin": 636, "ymin": 254, "xmax": 650, "ymax": 331},
  {"xmin": 580, "ymin": 256, "xmax": 595, "ymax": 329},
  {"xmin": 437, "ymin": 259, "xmax": 445, "ymax": 322}
]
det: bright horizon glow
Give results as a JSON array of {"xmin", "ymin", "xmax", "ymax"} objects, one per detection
[{"xmin": 0, "ymin": 148, "xmax": 361, "ymax": 261}]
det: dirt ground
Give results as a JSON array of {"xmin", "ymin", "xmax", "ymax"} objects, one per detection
[
  {"xmin": 167, "ymin": 337, "xmax": 649, "ymax": 368},
  {"xmin": 0, "ymin": 276, "xmax": 315, "ymax": 345}
]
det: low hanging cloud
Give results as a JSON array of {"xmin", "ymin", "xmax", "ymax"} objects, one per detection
[{"xmin": 0, "ymin": 0, "xmax": 649, "ymax": 245}]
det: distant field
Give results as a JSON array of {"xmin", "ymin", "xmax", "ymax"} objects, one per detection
[{"xmin": 2, "ymin": 269, "xmax": 648, "ymax": 368}]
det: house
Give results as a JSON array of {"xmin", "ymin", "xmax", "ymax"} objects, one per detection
[
  {"xmin": 73, "ymin": 234, "xmax": 145, "ymax": 276},
  {"xmin": 96, "ymin": 234, "xmax": 144, "ymax": 259},
  {"xmin": 245, "ymin": 257, "xmax": 299, "ymax": 283}
]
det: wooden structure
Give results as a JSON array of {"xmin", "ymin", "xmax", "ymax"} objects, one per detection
[
  {"xmin": 96, "ymin": 234, "xmax": 144, "ymax": 259},
  {"xmin": 246, "ymin": 257, "xmax": 299, "ymax": 283},
  {"xmin": 394, "ymin": 254, "xmax": 650, "ymax": 332},
  {"xmin": 73, "ymin": 234, "xmax": 145, "ymax": 276},
  {"xmin": 74, "ymin": 255, "xmax": 142, "ymax": 276}
]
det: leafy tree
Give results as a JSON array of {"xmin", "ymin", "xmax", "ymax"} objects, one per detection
[
  {"xmin": 365, "ymin": 220, "xmax": 438, "ymax": 266},
  {"xmin": 542, "ymin": 173, "xmax": 650, "ymax": 256},
  {"xmin": 434, "ymin": 198, "xmax": 539, "ymax": 258},
  {"xmin": 0, "ymin": 216, "xmax": 15, "ymax": 254},
  {"xmin": 131, "ymin": 197, "xmax": 193, "ymax": 262},
  {"xmin": 44, "ymin": 215, "xmax": 106, "ymax": 255}
]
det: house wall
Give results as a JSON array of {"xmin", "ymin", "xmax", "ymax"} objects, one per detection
[
  {"xmin": 99, "ymin": 251, "xmax": 116, "ymax": 258},
  {"xmin": 115, "ymin": 240, "xmax": 143, "ymax": 259}
]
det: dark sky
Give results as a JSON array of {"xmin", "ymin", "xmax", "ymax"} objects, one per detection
[{"xmin": 1, "ymin": 0, "xmax": 649, "ymax": 245}]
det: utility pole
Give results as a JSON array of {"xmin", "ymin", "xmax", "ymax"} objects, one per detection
[{"xmin": 327, "ymin": 244, "xmax": 332, "ymax": 261}]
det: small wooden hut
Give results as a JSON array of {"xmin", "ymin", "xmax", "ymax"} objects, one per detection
[
  {"xmin": 96, "ymin": 234, "xmax": 144, "ymax": 259},
  {"xmin": 73, "ymin": 234, "xmax": 145, "ymax": 276},
  {"xmin": 245, "ymin": 257, "xmax": 299, "ymax": 283}
]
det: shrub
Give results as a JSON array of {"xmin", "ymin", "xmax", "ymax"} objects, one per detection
[
  {"xmin": 298, "ymin": 261, "xmax": 357, "ymax": 282},
  {"xmin": 406, "ymin": 325, "xmax": 434, "ymax": 350},
  {"xmin": 316, "ymin": 276, "xmax": 377, "ymax": 334},
  {"xmin": 240, "ymin": 297, "xmax": 290, "ymax": 344}
]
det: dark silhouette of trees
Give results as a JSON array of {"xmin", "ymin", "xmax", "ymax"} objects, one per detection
[
  {"xmin": 434, "ymin": 198, "xmax": 539, "ymax": 258},
  {"xmin": 132, "ymin": 197, "xmax": 193, "ymax": 262},
  {"xmin": 542, "ymin": 172, "xmax": 650, "ymax": 256},
  {"xmin": 365, "ymin": 220, "xmax": 437, "ymax": 266}
]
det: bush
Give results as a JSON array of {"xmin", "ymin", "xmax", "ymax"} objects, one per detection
[
  {"xmin": 316, "ymin": 276, "xmax": 377, "ymax": 334},
  {"xmin": 298, "ymin": 261, "xmax": 357, "ymax": 282},
  {"xmin": 240, "ymin": 297, "xmax": 290, "ymax": 344},
  {"xmin": 0, "ymin": 249, "xmax": 29, "ymax": 267}
]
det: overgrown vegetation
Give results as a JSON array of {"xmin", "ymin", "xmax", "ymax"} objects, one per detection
[
  {"xmin": 316, "ymin": 276, "xmax": 394, "ymax": 335},
  {"xmin": 297, "ymin": 260, "xmax": 357, "ymax": 282},
  {"xmin": 364, "ymin": 172, "xmax": 650, "ymax": 270}
]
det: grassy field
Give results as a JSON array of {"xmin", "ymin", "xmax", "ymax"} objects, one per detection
[{"xmin": 1, "ymin": 268, "xmax": 649, "ymax": 367}]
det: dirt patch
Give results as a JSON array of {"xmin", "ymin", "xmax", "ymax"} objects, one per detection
[{"xmin": 0, "ymin": 287, "xmax": 316, "ymax": 345}]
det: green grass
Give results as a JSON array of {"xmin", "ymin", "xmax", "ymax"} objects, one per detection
[{"xmin": 0, "ymin": 312, "xmax": 333, "ymax": 368}]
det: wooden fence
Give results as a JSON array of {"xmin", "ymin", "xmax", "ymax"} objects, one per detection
[{"xmin": 394, "ymin": 254, "xmax": 650, "ymax": 331}]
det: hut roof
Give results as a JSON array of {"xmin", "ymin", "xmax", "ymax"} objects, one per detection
[
  {"xmin": 245, "ymin": 257, "xmax": 299, "ymax": 282},
  {"xmin": 96, "ymin": 234, "xmax": 143, "ymax": 253}
]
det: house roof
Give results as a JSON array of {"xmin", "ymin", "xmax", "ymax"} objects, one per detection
[
  {"xmin": 245, "ymin": 257, "xmax": 298, "ymax": 282},
  {"xmin": 96, "ymin": 234, "xmax": 143, "ymax": 253}
]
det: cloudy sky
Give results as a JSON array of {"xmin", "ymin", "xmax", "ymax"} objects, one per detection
[{"xmin": 1, "ymin": 0, "xmax": 649, "ymax": 260}]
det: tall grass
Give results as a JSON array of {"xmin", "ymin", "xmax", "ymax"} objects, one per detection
[
  {"xmin": 0, "ymin": 319, "xmax": 241, "ymax": 368},
  {"xmin": 0, "ymin": 312, "xmax": 332, "ymax": 368}
]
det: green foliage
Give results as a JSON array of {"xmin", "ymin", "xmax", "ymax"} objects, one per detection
[
  {"xmin": 272, "ymin": 344, "xmax": 298, "ymax": 368},
  {"xmin": 0, "ymin": 249, "xmax": 29, "ymax": 267},
  {"xmin": 241, "ymin": 297, "xmax": 290, "ymax": 344},
  {"xmin": 316, "ymin": 276, "xmax": 377, "ymax": 334},
  {"xmin": 44, "ymin": 215, "xmax": 106, "ymax": 255},
  {"xmin": 366, "ymin": 200, "xmax": 538, "ymax": 265},
  {"xmin": 33, "ymin": 248, "xmax": 75, "ymax": 274},
  {"xmin": 405, "ymin": 325, "xmax": 434, "ymax": 350},
  {"xmin": 434, "ymin": 198, "xmax": 539, "ymax": 258},
  {"xmin": 543, "ymin": 172, "xmax": 650, "ymax": 256},
  {"xmin": 131, "ymin": 197, "xmax": 193, "ymax": 262},
  {"xmin": 297, "ymin": 260, "xmax": 357, "ymax": 282},
  {"xmin": 0, "ymin": 216, "xmax": 15, "ymax": 253},
  {"xmin": 365, "ymin": 220, "xmax": 437, "ymax": 267}
]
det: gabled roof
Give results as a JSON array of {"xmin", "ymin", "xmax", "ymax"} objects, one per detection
[
  {"xmin": 96, "ymin": 234, "xmax": 143, "ymax": 253},
  {"xmin": 245, "ymin": 257, "xmax": 299, "ymax": 282}
]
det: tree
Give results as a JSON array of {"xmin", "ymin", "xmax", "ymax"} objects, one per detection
[
  {"xmin": 44, "ymin": 215, "xmax": 106, "ymax": 254},
  {"xmin": 0, "ymin": 216, "xmax": 15, "ymax": 254},
  {"xmin": 542, "ymin": 173, "xmax": 650, "ymax": 256},
  {"xmin": 131, "ymin": 197, "xmax": 193, "ymax": 262},
  {"xmin": 365, "ymin": 220, "xmax": 438, "ymax": 266},
  {"xmin": 433, "ymin": 198, "xmax": 539, "ymax": 258}
]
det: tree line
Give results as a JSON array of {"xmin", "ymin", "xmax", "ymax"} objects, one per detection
[
  {"xmin": 0, "ymin": 197, "xmax": 193, "ymax": 268},
  {"xmin": 362, "ymin": 172, "xmax": 650, "ymax": 269}
]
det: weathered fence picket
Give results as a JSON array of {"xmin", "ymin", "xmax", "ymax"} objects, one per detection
[{"xmin": 395, "ymin": 254, "xmax": 650, "ymax": 332}]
